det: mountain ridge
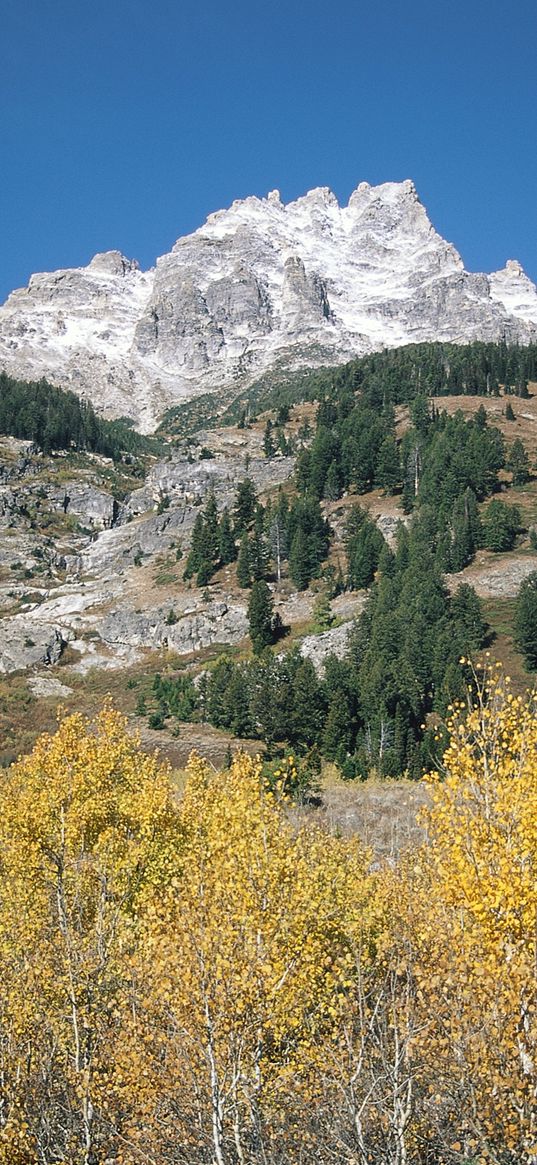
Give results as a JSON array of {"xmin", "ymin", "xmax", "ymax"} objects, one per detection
[{"xmin": 1, "ymin": 179, "xmax": 537, "ymax": 431}]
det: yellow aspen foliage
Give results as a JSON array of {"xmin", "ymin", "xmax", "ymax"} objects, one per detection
[
  {"xmin": 113, "ymin": 750, "xmax": 379, "ymax": 1165},
  {"xmin": 411, "ymin": 669, "xmax": 537, "ymax": 1163},
  {"xmin": 2, "ymin": 685, "xmax": 535, "ymax": 1164},
  {"xmin": 0, "ymin": 706, "xmax": 181, "ymax": 1165}
]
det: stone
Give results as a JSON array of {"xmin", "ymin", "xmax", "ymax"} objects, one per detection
[{"xmin": 299, "ymin": 621, "xmax": 355, "ymax": 673}]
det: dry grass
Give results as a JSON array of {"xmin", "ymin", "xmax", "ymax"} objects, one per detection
[{"xmin": 303, "ymin": 770, "xmax": 428, "ymax": 859}]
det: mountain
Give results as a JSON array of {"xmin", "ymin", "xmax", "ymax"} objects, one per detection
[{"xmin": 1, "ymin": 179, "xmax": 537, "ymax": 432}]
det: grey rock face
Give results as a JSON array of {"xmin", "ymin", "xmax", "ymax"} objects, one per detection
[
  {"xmin": 1, "ymin": 181, "xmax": 537, "ymax": 430},
  {"xmin": 48, "ymin": 482, "xmax": 120, "ymax": 528},
  {"xmin": 98, "ymin": 600, "xmax": 248, "ymax": 655},
  {"xmin": 299, "ymin": 621, "xmax": 355, "ymax": 673},
  {"xmin": 0, "ymin": 618, "xmax": 66, "ymax": 674}
]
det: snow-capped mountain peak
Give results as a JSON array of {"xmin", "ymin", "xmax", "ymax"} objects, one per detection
[{"xmin": 1, "ymin": 180, "xmax": 536, "ymax": 432}]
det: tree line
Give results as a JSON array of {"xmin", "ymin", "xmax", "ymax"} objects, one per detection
[
  {"xmin": 0, "ymin": 370, "xmax": 156, "ymax": 458},
  {"xmin": 224, "ymin": 340, "xmax": 537, "ymax": 428}
]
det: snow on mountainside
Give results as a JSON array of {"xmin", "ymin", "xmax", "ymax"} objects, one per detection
[{"xmin": 1, "ymin": 180, "xmax": 537, "ymax": 432}]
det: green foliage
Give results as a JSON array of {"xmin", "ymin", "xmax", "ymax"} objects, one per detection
[
  {"xmin": 218, "ymin": 508, "xmax": 237, "ymax": 565},
  {"xmin": 506, "ymin": 437, "xmax": 530, "ymax": 484},
  {"xmin": 183, "ymin": 492, "xmax": 224, "ymax": 584},
  {"xmin": 247, "ymin": 580, "xmax": 275, "ymax": 654},
  {"xmin": 482, "ymin": 499, "xmax": 521, "ymax": 552},
  {"xmin": 311, "ymin": 590, "xmax": 333, "ymax": 632},
  {"xmin": 263, "ymin": 418, "xmax": 276, "ymax": 458},
  {"xmin": 0, "ymin": 371, "xmax": 157, "ymax": 458},
  {"xmin": 287, "ymin": 497, "xmax": 329, "ymax": 589},
  {"xmin": 344, "ymin": 506, "xmax": 385, "ymax": 590},
  {"xmin": 236, "ymin": 530, "xmax": 252, "ymax": 588},
  {"xmin": 514, "ymin": 571, "xmax": 537, "ymax": 669},
  {"xmin": 233, "ymin": 478, "xmax": 258, "ymax": 535}
]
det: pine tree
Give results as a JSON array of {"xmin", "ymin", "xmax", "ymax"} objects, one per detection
[
  {"xmin": 202, "ymin": 491, "xmax": 220, "ymax": 570},
  {"xmin": 451, "ymin": 583, "xmax": 488, "ymax": 651},
  {"xmin": 505, "ymin": 400, "xmax": 516, "ymax": 421},
  {"xmin": 375, "ymin": 436, "xmax": 401, "ymax": 493},
  {"xmin": 249, "ymin": 529, "xmax": 269, "ymax": 581},
  {"xmin": 234, "ymin": 478, "xmax": 258, "ymax": 535},
  {"xmin": 219, "ymin": 507, "xmax": 237, "ymax": 565},
  {"xmin": 312, "ymin": 591, "xmax": 333, "ymax": 632},
  {"xmin": 289, "ymin": 528, "xmax": 312, "ymax": 590},
  {"xmin": 290, "ymin": 659, "xmax": 324, "ymax": 747},
  {"xmin": 263, "ymin": 419, "xmax": 276, "ymax": 458},
  {"xmin": 322, "ymin": 694, "xmax": 351, "ymax": 759},
  {"xmin": 483, "ymin": 499, "xmax": 520, "ymax": 552},
  {"xmin": 507, "ymin": 438, "xmax": 530, "ymax": 485},
  {"xmin": 323, "ymin": 460, "xmax": 341, "ymax": 501},
  {"xmin": 236, "ymin": 531, "xmax": 252, "ymax": 588},
  {"xmin": 247, "ymin": 580, "xmax": 274, "ymax": 654},
  {"xmin": 268, "ymin": 495, "xmax": 288, "ymax": 583},
  {"xmin": 183, "ymin": 512, "xmax": 205, "ymax": 580},
  {"xmin": 449, "ymin": 489, "xmax": 481, "ymax": 572},
  {"xmin": 514, "ymin": 571, "xmax": 537, "ymax": 669}
]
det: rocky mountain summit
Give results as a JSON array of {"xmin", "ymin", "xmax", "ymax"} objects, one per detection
[{"xmin": 2, "ymin": 181, "xmax": 537, "ymax": 431}]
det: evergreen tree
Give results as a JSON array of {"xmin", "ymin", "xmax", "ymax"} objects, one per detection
[
  {"xmin": 322, "ymin": 694, "xmax": 352, "ymax": 760},
  {"xmin": 505, "ymin": 400, "xmax": 516, "ymax": 421},
  {"xmin": 375, "ymin": 436, "xmax": 401, "ymax": 493},
  {"xmin": 247, "ymin": 580, "xmax": 275, "ymax": 654},
  {"xmin": 289, "ymin": 528, "xmax": 312, "ymax": 590},
  {"xmin": 202, "ymin": 492, "xmax": 220, "ymax": 570},
  {"xmin": 507, "ymin": 438, "xmax": 530, "ymax": 485},
  {"xmin": 263, "ymin": 419, "xmax": 276, "ymax": 458},
  {"xmin": 268, "ymin": 494, "xmax": 288, "ymax": 583},
  {"xmin": 290, "ymin": 660, "xmax": 325, "ymax": 747},
  {"xmin": 323, "ymin": 460, "xmax": 341, "ymax": 501},
  {"xmin": 233, "ymin": 478, "xmax": 258, "ymax": 535},
  {"xmin": 249, "ymin": 528, "xmax": 269, "ymax": 582},
  {"xmin": 183, "ymin": 512, "xmax": 205, "ymax": 580},
  {"xmin": 514, "ymin": 571, "xmax": 537, "ymax": 669},
  {"xmin": 482, "ymin": 499, "xmax": 520, "ymax": 552},
  {"xmin": 449, "ymin": 489, "xmax": 481, "ymax": 572},
  {"xmin": 222, "ymin": 670, "xmax": 252, "ymax": 736},
  {"xmin": 218, "ymin": 508, "xmax": 237, "ymax": 565},
  {"xmin": 236, "ymin": 531, "xmax": 252, "ymax": 588},
  {"xmin": 451, "ymin": 583, "xmax": 488, "ymax": 652},
  {"xmin": 474, "ymin": 403, "xmax": 488, "ymax": 429},
  {"xmin": 312, "ymin": 591, "xmax": 333, "ymax": 632},
  {"xmin": 344, "ymin": 507, "xmax": 384, "ymax": 590},
  {"xmin": 410, "ymin": 394, "xmax": 431, "ymax": 434}
]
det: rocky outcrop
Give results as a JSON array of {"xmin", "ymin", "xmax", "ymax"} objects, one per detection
[
  {"xmin": 1, "ymin": 181, "xmax": 536, "ymax": 430},
  {"xmin": 0, "ymin": 618, "xmax": 67, "ymax": 674},
  {"xmin": 299, "ymin": 621, "xmax": 355, "ymax": 673},
  {"xmin": 98, "ymin": 600, "xmax": 248, "ymax": 655},
  {"xmin": 446, "ymin": 555, "xmax": 537, "ymax": 599},
  {"xmin": 48, "ymin": 482, "xmax": 120, "ymax": 528}
]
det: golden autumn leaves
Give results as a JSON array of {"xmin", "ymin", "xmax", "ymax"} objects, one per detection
[{"xmin": 0, "ymin": 676, "xmax": 535, "ymax": 1164}]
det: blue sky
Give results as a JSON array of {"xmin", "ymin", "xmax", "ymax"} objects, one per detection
[{"xmin": 1, "ymin": 0, "xmax": 536, "ymax": 301}]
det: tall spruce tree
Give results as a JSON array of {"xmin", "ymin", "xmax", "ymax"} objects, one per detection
[
  {"xmin": 514, "ymin": 571, "xmax": 537, "ymax": 670},
  {"xmin": 289, "ymin": 528, "xmax": 312, "ymax": 590},
  {"xmin": 236, "ymin": 531, "xmax": 252, "ymax": 588},
  {"xmin": 247, "ymin": 580, "xmax": 274, "ymax": 654},
  {"xmin": 507, "ymin": 438, "xmax": 530, "ymax": 485},
  {"xmin": 218, "ymin": 508, "xmax": 237, "ymax": 565}
]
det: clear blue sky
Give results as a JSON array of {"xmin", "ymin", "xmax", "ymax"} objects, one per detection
[{"xmin": 1, "ymin": 0, "xmax": 536, "ymax": 302}]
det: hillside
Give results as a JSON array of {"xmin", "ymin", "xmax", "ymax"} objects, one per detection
[{"xmin": 2, "ymin": 341, "xmax": 537, "ymax": 799}]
